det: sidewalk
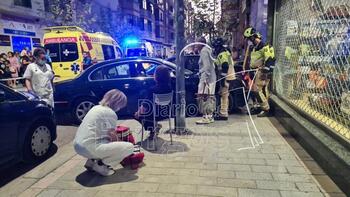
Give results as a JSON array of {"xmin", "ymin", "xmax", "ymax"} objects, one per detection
[{"xmin": 2, "ymin": 115, "xmax": 345, "ymax": 197}]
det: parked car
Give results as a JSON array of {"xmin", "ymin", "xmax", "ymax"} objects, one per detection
[
  {"xmin": 54, "ymin": 57, "xmax": 200, "ymax": 123},
  {"xmin": 0, "ymin": 84, "xmax": 57, "ymax": 168}
]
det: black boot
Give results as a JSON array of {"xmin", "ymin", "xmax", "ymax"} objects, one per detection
[
  {"xmin": 248, "ymin": 107, "xmax": 261, "ymax": 115},
  {"xmin": 214, "ymin": 115, "xmax": 228, "ymax": 121},
  {"xmin": 257, "ymin": 110, "xmax": 270, "ymax": 117}
]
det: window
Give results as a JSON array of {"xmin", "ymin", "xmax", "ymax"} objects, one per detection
[
  {"xmin": 12, "ymin": 36, "xmax": 31, "ymax": 53},
  {"xmin": 150, "ymin": 3, "xmax": 154, "ymax": 14},
  {"xmin": 135, "ymin": 62, "xmax": 160, "ymax": 77},
  {"xmin": 127, "ymin": 15, "xmax": 134, "ymax": 26},
  {"xmin": 155, "ymin": 25, "xmax": 160, "ymax": 38},
  {"xmin": 32, "ymin": 38, "xmax": 41, "ymax": 47},
  {"xmin": 147, "ymin": 20, "xmax": 152, "ymax": 32},
  {"xmin": 14, "ymin": 0, "xmax": 32, "ymax": 8},
  {"xmin": 140, "ymin": 18, "xmax": 145, "ymax": 30},
  {"xmin": 105, "ymin": 64, "xmax": 130, "ymax": 79},
  {"xmin": 60, "ymin": 43, "xmax": 79, "ymax": 62},
  {"xmin": 102, "ymin": 45, "xmax": 116, "ymax": 60},
  {"xmin": 142, "ymin": 0, "xmax": 147, "ymax": 10},
  {"xmin": 44, "ymin": 43, "xmax": 78, "ymax": 62},
  {"xmin": 90, "ymin": 63, "xmax": 130, "ymax": 80},
  {"xmin": 160, "ymin": 11, "xmax": 164, "ymax": 21},
  {"xmin": 0, "ymin": 35, "xmax": 11, "ymax": 47}
]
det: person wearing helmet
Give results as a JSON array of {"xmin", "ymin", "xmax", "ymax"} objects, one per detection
[
  {"xmin": 212, "ymin": 37, "xmax": 236, "ymax": 120},
  {"xmin": 23, "ymin": 47, "xmax": 55, "ymax": 107},
  {"xmin": 243, "ymin": 27, "xmax": 275, "ymax": 117}
]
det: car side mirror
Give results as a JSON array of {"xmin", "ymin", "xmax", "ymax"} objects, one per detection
[{"xmin": 0, "ymin": 90, "xmax": 5, "ymax": 102}]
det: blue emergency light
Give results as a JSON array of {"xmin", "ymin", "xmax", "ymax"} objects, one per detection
[{"xmin": 124, "ymin": 38, "xmax": 139, "ymax": 45}]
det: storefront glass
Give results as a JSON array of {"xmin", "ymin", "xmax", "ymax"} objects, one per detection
[{"xmin": 273, "ymin": 0, "xmax": 350, "ymax": 140}]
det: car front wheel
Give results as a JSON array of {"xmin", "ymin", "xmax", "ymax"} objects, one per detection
[
  {"xmin": 24, "ymin": 121, "xmax": 53, "ymax": 162},
  {"xmin": 72, "ymin": 98, "xmax": 96, "ymax": 123}
]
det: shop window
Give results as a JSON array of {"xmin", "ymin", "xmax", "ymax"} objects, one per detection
[
  {"xmin": 274, "ymin": 0, "xmax": 350, "ymax": 140},
  {"xmin": 32, "ymin": 38, "xmax": 41, "ymax": 47},
  {"xmin": 14, "ymin": 0, "xmax": 32, "ymax": 8},
  {"xmin": 0, "ymin": 35, "xmax": 11, "ymax": 47}
]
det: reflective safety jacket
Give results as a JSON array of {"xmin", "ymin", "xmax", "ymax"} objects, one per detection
[
  {"xmin": 250, "ymin": 41, "xmax": 275, "ymax": 72},
  {"xmin": 215, "ymin": 50, "xmax": 236, "ymax": 80}
]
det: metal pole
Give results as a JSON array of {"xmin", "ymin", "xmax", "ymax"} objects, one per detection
[{"xmin": 175, "ymin": 0, "xmax": 186, "ymax": 133}]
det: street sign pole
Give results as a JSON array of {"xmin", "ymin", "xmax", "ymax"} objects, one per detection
[{"xmin": 175, "ymin": 0, "xmax": 186, "ymax": 133}]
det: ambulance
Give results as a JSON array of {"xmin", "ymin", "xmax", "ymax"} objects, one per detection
[{"xmin": 43, "ymin": 26, "xmax": 122, "ymax": 81}]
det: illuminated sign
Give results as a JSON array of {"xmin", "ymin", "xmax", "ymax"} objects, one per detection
[{"xmin": 44, "ymin": 37, "xmax": 78, "ymax": 44}]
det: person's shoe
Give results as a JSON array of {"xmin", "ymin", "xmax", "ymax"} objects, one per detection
[
  {"xmin": 214, "ymin": 115, "xmax": 228, "ymax": 121},
  {"xmin": 196, "ymin": 118, "xmax": 211, "ymax": 124},
  {"xmin": 248, "ymin": 107, "xmax": 261, "ymax": 115},
  {"xmin": 155, "ymin": 124, "xmax": 162, "ymax": 135},
  {"xmin": 208, "ymin": 117, "xmax": 214, "ymax": 123},
  {"xmin": 84, "ymin": 159, "xmax": 95, "ymax": 171},
  {"xmin": 257, "ymin": 110, "xmax": 270, "ymax": 117},
  {"xmin": 148, "ymin": 132, "xmax": 155, "ymax": 140},
  {"xmin": 92, "ymin": 162, "xmax": 115, "ymax": 176}
]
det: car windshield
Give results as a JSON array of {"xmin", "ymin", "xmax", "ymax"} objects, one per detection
[{"xmin": 45, "ymin": 43, "xmax": 79, "ymax": 62}]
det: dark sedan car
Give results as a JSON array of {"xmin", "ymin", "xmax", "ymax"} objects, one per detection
[
  {"xmin": 54, "ymin": 57, "xmax": 200, "ymax": 123},
  {"xmin": 0, "ymin": 84, "xmax": 57, "ymax": 168}
]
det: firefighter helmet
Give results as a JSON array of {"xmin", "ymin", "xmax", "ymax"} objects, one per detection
[
  {"xmin": 212, "ymin": 37, "xmax": 225, "ymax": 48},
  {"xmin": 243, "ymin": 27, "xmax": 262, "ymax": 39}
]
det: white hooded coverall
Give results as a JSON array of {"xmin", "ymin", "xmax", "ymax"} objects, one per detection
[{"xmin": 73, "ymin": 105, "xmax": 134, "ymax": 167}]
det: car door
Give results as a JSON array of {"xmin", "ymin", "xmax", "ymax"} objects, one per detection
[
  {"xmin": 88, "ymin": 61, "xmax": 140, "ymax": 116},
  {"xmin": 0, "ymin": 86, "xmax": 26, "ymax": 165}
]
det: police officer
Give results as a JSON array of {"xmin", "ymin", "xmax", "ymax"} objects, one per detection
[
  {"xmin": 212, "ymin": 37, "xmax": 235, "ymax": 120},
  {"xmin": 243, "ymin": 27, "xmax": 275, "ymax": 117}
]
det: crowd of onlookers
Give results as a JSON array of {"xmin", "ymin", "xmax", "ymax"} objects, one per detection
[{"xmin": 0, "ymin": 47, "xmax": 34, "ymax": 87}]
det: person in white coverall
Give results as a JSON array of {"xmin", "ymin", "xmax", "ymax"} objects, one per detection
[{"xmin": 73, "ymin": 89, "xmax": 134, "ymax": 176}]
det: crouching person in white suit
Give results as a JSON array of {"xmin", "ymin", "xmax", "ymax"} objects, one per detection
[{"xmin": 74, "ymin": 89, "xmax": 134, "ymax": 176}]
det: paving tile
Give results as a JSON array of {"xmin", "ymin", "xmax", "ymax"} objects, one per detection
[
  {"xmin": 17, "ymin": 188, "xmax": 42, "ymax": 197},
  {"xmin": 184, "ymin": 162, "xmax": 217, "ymax": 170},
  {"xmin": 280, "ymin": 191, "xmax": 324, "ymax": 197},
  {"xmin": 251, "ymin": 165, "xmax": 287, "ymax": 173},
  {"xmin": 248, "ymin": 153, "xmax": 280, "ymax": 159},
  {"xmin": 285, "ymin": 166, "xmax": 310, "ymax": 174},
  {"xmin": 238, "ymin": 188, "xmax": 281, "ymax": 197},
  {"xmin": 157, "ymin": 184, "xmax": 197, "ymax": 195},
  {"xmin": 217, "ymin": 178, "xmax": 256, "ymax": 189},
  {"xmin": 197, "ymin": 185, "xmax": 237, "ymax": 197},
  {"xmin": 178, "ymin": 176, "xmax": 217, "ymax": 185},
  {"xmin": 218, "ymin": 164, "xmax": 251, "ymax": 172},
  {"xmin": 272, "ymin": 174, "xmax": 313, "ymax": 182},
  {"xmin": 266, "ymin": 159, "xmax": 302, "ymax": 167},
  {"xmin": 55, "ymin": 189, "xmax": 99, "ymax": 197},
  {"xmin": 0, "ymin": 178, "xmax": 37, "ymax": 197},
  {"xmin": 295, "ymin": 182, "xmax": 321, "ymax": 192},
  {"xmin": 36, "ymin": 189, "xmax": 61, "ymax": 197},
  {"xmin": 235, "ymin": 172, "xmax": 273, "ymax": 180},
  {"xmin": 256, "ymin": 180, "xmax": 297, "ymax": 191},
  {"xmin": 118, "ymin": 182, "xmax": 159, "ymax": 192},
  {"xmin": 94, "ymin": 191, "xmax": 135, "ymax": 197},
  {"xmin": 139, "ymin": 175, "xmax": 179, "ymax": 184},
  {"xmin": 199, "ymin": 170, "xmax": 236, "ymax": 179}
]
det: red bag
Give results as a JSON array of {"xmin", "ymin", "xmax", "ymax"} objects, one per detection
[{"xmin": 115, "ymin": 125, "xmax": 136, "ymax": 144}]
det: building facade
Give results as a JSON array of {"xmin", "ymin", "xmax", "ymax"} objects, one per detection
[
  {"xmin": 0, "ymin": 0, "xmax": 175, "ymax": 57},
  {"xmin": 117, "ymin": 0, "xmax": 175, "ymax": 58},
  {"xmin": 0, "ymin": 0, "xmax": 47, "ymax": 53}
]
